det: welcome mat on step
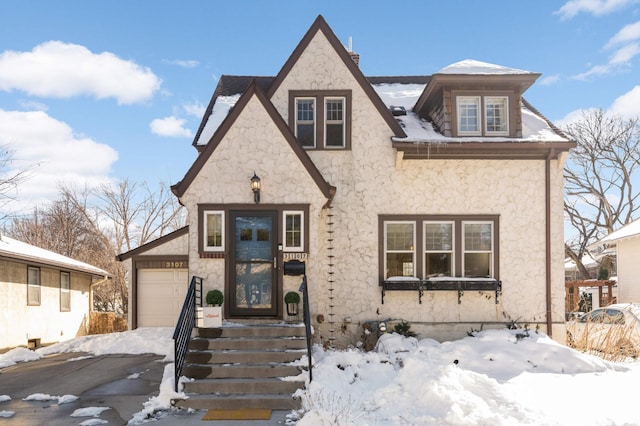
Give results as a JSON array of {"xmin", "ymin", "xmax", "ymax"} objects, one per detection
[{"xmin": 202, "ymin": 409, "xmax": 272, "ymax": 421}]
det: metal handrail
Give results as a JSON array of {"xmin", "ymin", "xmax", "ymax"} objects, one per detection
[
  {"xmin": 172, "ymin": 275, "xmax": 203, "ymax": 392},
  {"xmin": 299, "ymin": 274, "xmax": 313, "ymax": 382}
]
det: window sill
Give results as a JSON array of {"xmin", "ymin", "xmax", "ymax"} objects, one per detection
[{"xmin": 380, "ymin": 278, "xmax": 501, "ymax": 304}]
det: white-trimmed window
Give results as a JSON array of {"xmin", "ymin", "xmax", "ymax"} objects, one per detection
[
  {"xmin": 424, "ymin": 222, "xmax": 454, "ymax": 277},
  {"xmin": 485, "ymin": 96, "xmax": 508, "ymax": 134},
  {"xmin": 27, "ymin": 266, "xmax": 41, "ymax": 306},
  {"xmin": 457, "ymin": 96, "xmax": 481, "ymax": 135},
  {"xmin": 325, "ymin": 97, "xmax": 345, "ymax": 148},
  {"xmin": 384, "ymin": 222, "xmax": 416, "ymax": 278},
  {"xmin": 204, "ymin": 210, "xmax": 224, "ymax": 251},
  {"xmin": 283, "ymin": 211, "xmax": 304, "ymax": 251},
  {"xmin": 456, "ymin": 95, "xmax": 510, "ymax": 136},
  {"xmin": 295, "ymin": 98, "xmax": 316, "ymax": 148},
  {"xmin": 463, "ymin": 221, "xmax": 493, "ymax": 277},
  {"xmin": 60, "ymin": 271, "xmax": 70, "ymax": 312}
]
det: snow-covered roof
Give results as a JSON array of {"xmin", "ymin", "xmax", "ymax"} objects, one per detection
[
  {"xmin": 596, "ymin": 218, "xmax": 640, "ymax": 245},
  {"xmin": 0, "ymin": 234, "xmax": 110, "ymax": 277},
  {"xmin": 436, "ymin": 59, "xmax": 535, "ymax": 75},
  {"xmin": 372, "ymin": 83, "xmax": 567, "ymax": 143}
]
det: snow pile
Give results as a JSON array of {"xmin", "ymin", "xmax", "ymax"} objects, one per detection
[
  {"xmin": 0, "ymin": 347, "xmax": 41, "ymax": 368},
  {"xmin": 295, "ymin": 330, "xmax": 639, "ymax": 425},
  {"xmin": 23, "ymin": 393, "xmax": 78, "ymax": 404},
  {"xmin": 35, "ymin": 327, "xmax": 174, "ymax": 361}
]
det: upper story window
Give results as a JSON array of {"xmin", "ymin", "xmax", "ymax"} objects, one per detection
[
  {"xmin": 27, "ymin": 266, "xmax": 41, "ymax": 306},
  {"xmin": 295, "ymin": 98, "xmax": 316, "ymax": 147},
  {"xmin": 455, "ymin": 94, "xmax": 510, "ymax": 136},
  {"xmin": 290, "ymin": 90, "xmax": 351, "ymax": 150},
  {"xmin": 325, "ymin": 97, "xmax": 345, "ymax": 147}
]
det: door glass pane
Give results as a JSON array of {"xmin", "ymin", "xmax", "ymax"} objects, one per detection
[
  {"xmin": 235, "ymin": 263, "xmax": 272, "ymax": 309},
  {"xmin": 234, "ymin": 215, "xmax": 273, "ymax": 310}
]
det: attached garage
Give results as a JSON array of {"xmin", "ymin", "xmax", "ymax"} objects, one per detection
[
  {"xmin": 137, "ymin": 268, "xmax": 189, "ymax": 327},
  {"xmin": 116, "ymin": 227, "xmax": 190, "ymax": 329}
]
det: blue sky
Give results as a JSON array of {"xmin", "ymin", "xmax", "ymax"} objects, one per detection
[{"xmin": 1, "ymin": 1, "xmax": 640, "ymax": 217}]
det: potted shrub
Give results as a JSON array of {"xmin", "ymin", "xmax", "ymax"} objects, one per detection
[
  {"xmin": 203, "ymin": 289, "xmax": 223, "ymax": 328},
  {"xmin": 284, "ymin": 291, "xmax": 301, "ymax": 316}
]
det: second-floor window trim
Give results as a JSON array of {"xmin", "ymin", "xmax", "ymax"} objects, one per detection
[
  {"xmin": 289, "ymin": 90, "xmax": 351, "ymax": 150},
  {"xmin": 454, "ymin": 92, "xmax": 511, "ymax": 137}
]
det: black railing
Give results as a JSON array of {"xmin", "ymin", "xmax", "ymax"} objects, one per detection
[
  {"xmin": 173, "ymin": 276, "xmax": 203, "ymax": 392},
  {"xmin": 284, "ymin": 260, "xmax": 313, "ymax": 382}
]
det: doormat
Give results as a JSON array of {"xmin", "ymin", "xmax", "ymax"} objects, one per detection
[{"xmin": 202, "ymin": 409, "xmax": 272, "ymax": 421}]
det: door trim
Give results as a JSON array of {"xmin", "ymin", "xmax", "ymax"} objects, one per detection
[{"xmin": 227, "ymin": 210, "xmax": 279, "ymax": 317}]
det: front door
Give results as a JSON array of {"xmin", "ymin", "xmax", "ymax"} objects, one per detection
[{"xmin": 229, "ymin": 211, "xmax": 278, "ymax": 317}]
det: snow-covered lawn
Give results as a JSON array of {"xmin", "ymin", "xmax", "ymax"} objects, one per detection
[{"xmin": 1, "ymin": 327, "xmax": 639, "ymax": 425}]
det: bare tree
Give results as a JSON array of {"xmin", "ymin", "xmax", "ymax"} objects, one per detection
[
  {"xmin": 96, "ymin": 179, "xmax": 183, "ymax": 253},
  {"xmin": 0, "ymin": 144, "xmax": 30, "ymax": 219},
  {"xmin": 563, "ymin": 109, "xmax": 640, "ymax": 278},
  {"xmin": 6, "ymin": 180, "xmax": 184, "ymax": 316}
]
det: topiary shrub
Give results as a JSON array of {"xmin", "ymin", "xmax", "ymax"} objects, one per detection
[
  {"xmin": 206, "ymin": 289, "xmax": 224, "ymax": 306},
  {"xmin": 284, "ymin": 291, "xmax": 301, "ymax": 304}
]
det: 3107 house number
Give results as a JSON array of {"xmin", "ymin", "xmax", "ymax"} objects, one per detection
[{"xmin": 165, "ymin": 261, "xmax": 186, "ymax": 268}]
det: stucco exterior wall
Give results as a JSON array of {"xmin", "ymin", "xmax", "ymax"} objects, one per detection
[
  {"xmin": 616, "ymin": 237, "xmax": 640, "ymax": 303},
  {"xmin": 181, "ymin": 94, "xmax": 328, "ymax": 300},
  {"xmin": 0, "ymin": 260, "xmax": 91, "ymax": 351},
  {"xmin": 178, "ymin": 29, "xmax": 568, "ymax": 346}
]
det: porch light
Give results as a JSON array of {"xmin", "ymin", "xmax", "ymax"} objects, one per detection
[{"xmin": 250, "ymin": 172, "xmax": 261, "ymax": 203}]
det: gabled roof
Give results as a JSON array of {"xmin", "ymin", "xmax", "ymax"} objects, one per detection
[
  {"xmin": 0, "ymin": 234, "xmax": 110, "ymax": 277},
  {"xmin": 116, "ymin": 226, "xmax": 188, "ymax": 261},
  {"xmin": 266, "ymin": 15, "xmax": 406, "ymax": 139},
  {"xmin": 192, "ymin": 76, "xmax": 274, "ymax": 149},
  {"xmin": 172, "ymin": 80, "xmax": 335, "ymax": 200}
]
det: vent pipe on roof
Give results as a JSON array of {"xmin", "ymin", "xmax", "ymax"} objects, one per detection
[{"xmin": 347, "ymin": 36, "xmax": 360, "ymax": 67}]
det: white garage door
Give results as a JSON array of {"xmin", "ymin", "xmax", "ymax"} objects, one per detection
[{"xmin": 138, "ymin": 269, "xmax": 189, "ymax": 327}]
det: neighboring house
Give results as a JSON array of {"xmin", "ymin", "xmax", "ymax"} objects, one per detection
[
  {"xmin": 593, "ymin": 218, "xmax": 640, "ymax": 303},
  {"xmin": 120, "ymin": 16, "xmax": 574, "ymax": 345},
  {"xmin": 0, "ymin": 234, "xmax": 110, "ymax": 351}
]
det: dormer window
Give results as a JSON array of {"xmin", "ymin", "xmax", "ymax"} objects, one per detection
[
  {"xmin": 290, "ymin": 90, "xmax": 351, "ymax": 150},
  {"xmin": 454, "ymin": 93, "xmax": 510, "ymax": 137}
]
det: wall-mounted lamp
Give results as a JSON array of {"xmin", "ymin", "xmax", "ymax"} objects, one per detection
[{"xmin": 250, "ymin": 172, "xmax": 261, "ymax": 204}]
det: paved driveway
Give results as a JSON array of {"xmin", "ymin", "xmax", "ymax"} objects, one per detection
[{"xmin": 0, "ymin": 352, "xmax": 166, "ymax": 425}]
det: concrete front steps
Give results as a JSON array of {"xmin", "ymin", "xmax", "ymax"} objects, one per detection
[{"xmin": 173, "ymin": 323, "xmax": 308, "ymax": 411}]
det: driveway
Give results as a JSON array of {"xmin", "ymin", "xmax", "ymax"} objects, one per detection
[
  {"xmin": 0, "ymin": 352, "xmax": 292, "ymax": 425},
  {"xmin": 0, "ymin": 352, "xmax": 166, "ymax": 425}
]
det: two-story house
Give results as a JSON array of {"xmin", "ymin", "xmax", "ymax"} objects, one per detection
[{"xmin": 119, "ymin": 15, "xmax": 574, "ymax": 346}]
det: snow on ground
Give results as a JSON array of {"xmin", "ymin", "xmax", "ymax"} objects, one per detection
[{"xmin": 1, "ymin": 327, "xmax": 640, "ymax": 425}]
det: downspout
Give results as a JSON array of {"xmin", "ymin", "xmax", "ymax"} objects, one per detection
[{"xmin": 545, "ymin": 149, "xmax": 556, "ymax": 337}]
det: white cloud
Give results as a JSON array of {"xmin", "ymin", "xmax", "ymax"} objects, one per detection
[
  {"xmin": 539, "ymin": 74, "xmax": 562, "ymax": 86},
  {"xmin": 0, "ymin": 41, "xmax": 161, "ymax": 105},
  {"xmin": 163, "ymin": 59, "xmax": 199, "ymax": 69},
  {"xmin": 0, "ymin": 109, "xmax": 117, "ymax": 212},
  {"xmin": 608, "ymin": 85, "xmax": 640, "ymax": 116},
  {"xmin": 149, "ymin": 116, "xmax": 193, "ymax": 138},
  {"xmin": 183, "ymin": 101, "xmax": 206, "ymax": 118},
  {"xmin": 605, "ymin": 20, "xmax": 640, "ymax": 48},
  {"xmin": 555, "ymin": 0, "xmax": 640, "ymax": 19}
]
